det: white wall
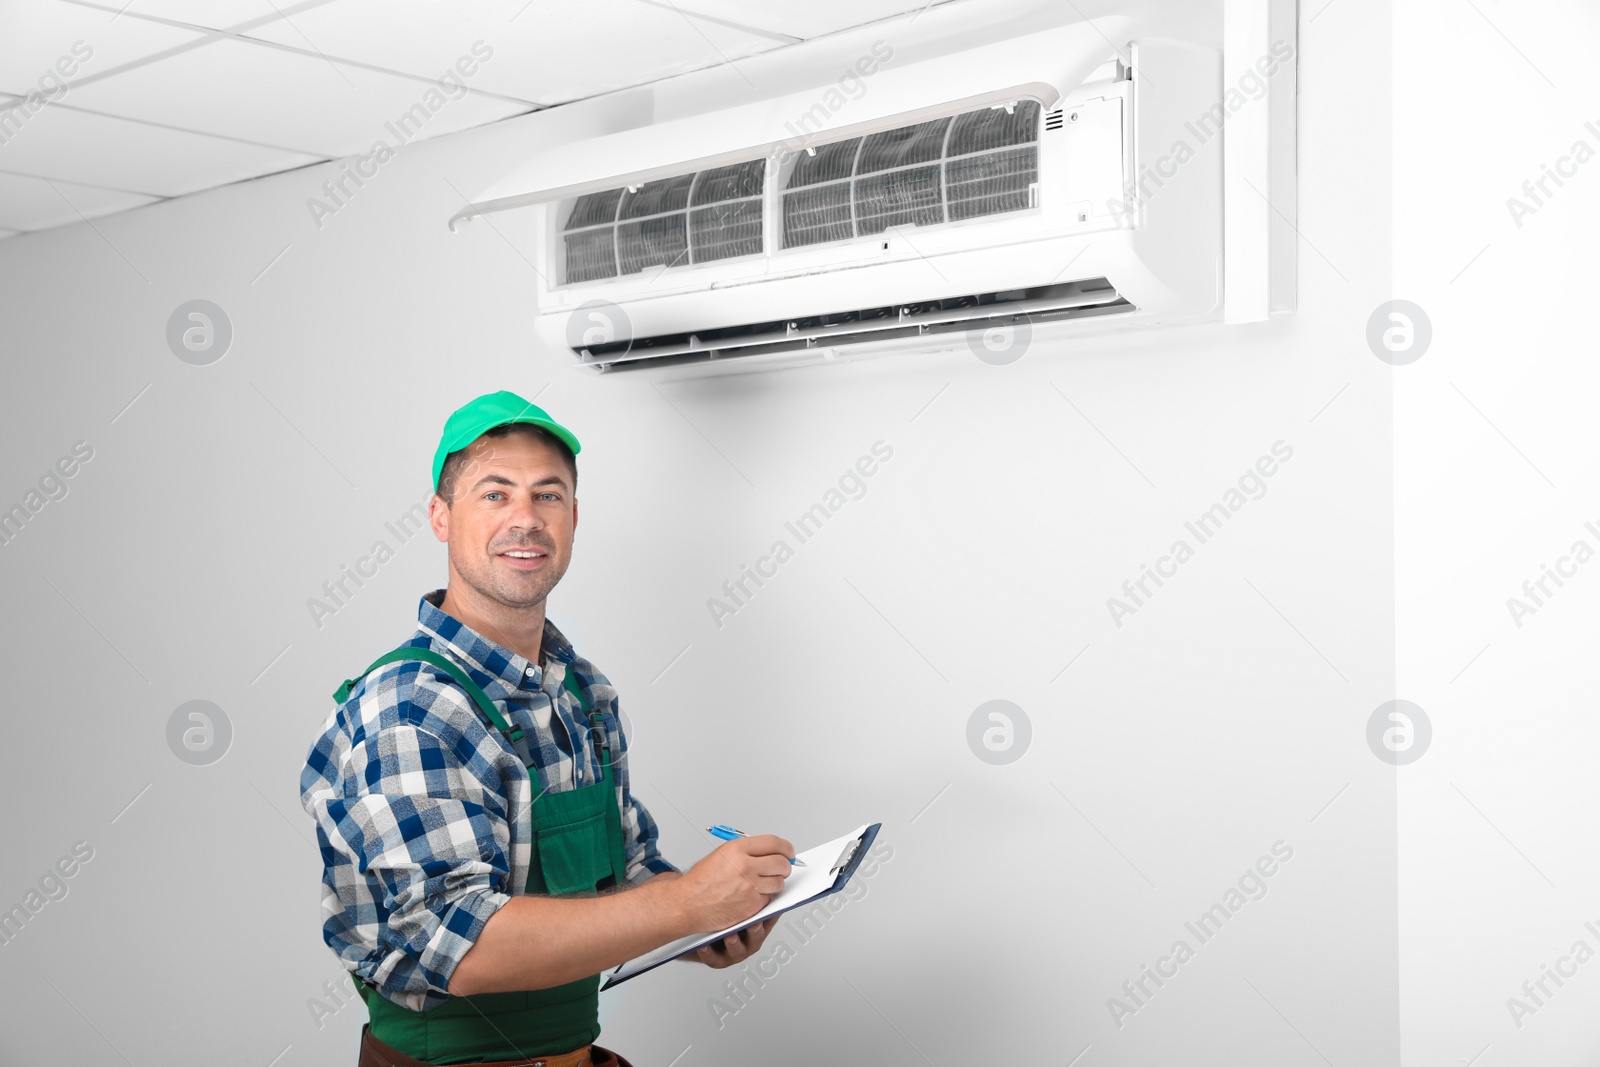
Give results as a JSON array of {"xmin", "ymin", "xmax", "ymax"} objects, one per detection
[
  {"xmin": 0, "ymin": 2, "xmax": 1408, "ymax": 1064},
  {"xmin": 1396, "ymin": 1, "xmax": 1600, "ymax": 1064}
]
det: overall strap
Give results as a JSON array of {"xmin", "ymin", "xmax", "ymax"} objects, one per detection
[
  {"xmin": 559, "ymin": 665, "xmax": 588, "ymax": 712},
  {"xmin": 332, "ymin": 647, "xmax": 535, "ymax": 766},
  {"xmin": 565, "ymin": 666, "xmax": 628, "ymax": 888},
  {"xmin": 559, "ymin": 666, "xmax": 608, "ymax": 764}
]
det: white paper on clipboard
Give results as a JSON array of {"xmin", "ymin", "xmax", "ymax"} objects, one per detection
[{"xmin": 601, "ymin": 823, "xmax": 873, "ymax": 989}]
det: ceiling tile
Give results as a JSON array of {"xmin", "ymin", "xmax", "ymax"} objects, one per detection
[
  {"xmin": 110, "ymin": 0, "xmax": 309, "ymax": 31},
  {"xmin": 0, "ymin": 105, "xmax": 320, "ymax": 197},
  {"xmin": 238, "ymin": 0, "xmax": 785, "ymax": 104},
  {"xmin": 67, "ymin": 37, "xmax": 530, "ymax": 157},
  {"xmin": 0, "ymin": 0, "xmax": 209, "ymax": 96},
  {"xmin": 0, "ymin": 171, "xmax": 158, "ymax": 230},
  {"xmin": 662, "ymin": 0, "xmax": 957, "ymax": 40}
]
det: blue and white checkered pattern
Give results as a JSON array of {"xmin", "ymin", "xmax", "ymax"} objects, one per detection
[{"xmin": 300, "ymin": 589, "xmax": 679, "ymax": 1012}]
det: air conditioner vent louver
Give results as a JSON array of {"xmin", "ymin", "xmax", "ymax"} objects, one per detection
[
  {"xmin": 564, "ymin": 158, "xmax": 766, "ymax": 282},
  {"xmin": 780, "ymin": 99, "xmax": 1042, "ymax": 249},
  {"xmin": 1044, "ymin": 108, "xmax": 1065, "ymax": 131},
  {"xmin": 575, "ymin": 277, "xmax": 1133, "ymax": 373}
]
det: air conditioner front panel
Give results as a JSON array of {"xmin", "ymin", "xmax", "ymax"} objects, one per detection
[
  {"xmin": 516, "ymin": 20, "xmax": 1224, "ymax": 376},
  {"xmin": 535, "ymin": 82, "xmax": 1135, "ymax": 313},
  {"xmin": 449, "ymin": 15, "xmax": 1139, "ymax": 229}
]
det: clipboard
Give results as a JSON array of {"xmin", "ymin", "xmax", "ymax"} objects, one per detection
[{"xmin": 600, "ymin": 822, "xmax": 881, "ymax": 990}]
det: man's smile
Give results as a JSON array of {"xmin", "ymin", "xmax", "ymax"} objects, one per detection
[{"xmin": 497, "ymin": 547, "xmax": 548, "ymax": 571}]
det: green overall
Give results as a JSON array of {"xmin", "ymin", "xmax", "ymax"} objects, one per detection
[{"xmin": 331, "ymin": 646, "xmax": 629, "ymax": 1065}]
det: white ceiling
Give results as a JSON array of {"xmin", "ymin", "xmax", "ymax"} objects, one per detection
[{"xmin": 0, "ymin": 0, "xmax": 956, "ymax": 238}]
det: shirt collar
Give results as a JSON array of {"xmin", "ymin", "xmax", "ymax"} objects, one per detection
[{"xmin": 414, "ymin": 588, "xmax": 576, "ymax": 697}]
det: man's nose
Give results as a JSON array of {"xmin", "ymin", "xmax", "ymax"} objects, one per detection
[{"xmin": 507, "ymin": 497, "xmax": 543, "ymax": 532}]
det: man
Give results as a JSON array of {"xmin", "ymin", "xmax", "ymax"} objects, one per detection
[{"xmin": 301, "ymin": 390, "xmax": 796, "ymax": 1067}]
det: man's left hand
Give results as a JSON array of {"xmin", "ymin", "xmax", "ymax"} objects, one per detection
[{"xmin": 677, "ymin": 915, "xmax": 781, "ymax": 968}]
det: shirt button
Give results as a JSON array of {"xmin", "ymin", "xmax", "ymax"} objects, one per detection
[{"xmin": 525, "ymin": 667, "xmax": 536, "ymax": 677}]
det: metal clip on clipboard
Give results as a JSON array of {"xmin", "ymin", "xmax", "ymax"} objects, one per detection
[{"xmin": 830, "ymin": 836, "xmax": 863, "ymax": 877}]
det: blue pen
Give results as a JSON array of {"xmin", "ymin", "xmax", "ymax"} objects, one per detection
[{"xmin": 706, "ymin": 824, "xmax": 805, "ymax": 865}]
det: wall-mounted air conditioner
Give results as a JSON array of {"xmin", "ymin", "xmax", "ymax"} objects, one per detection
[{"xmin": 449, "ymin": 3, "xmax": 1296, "ymax": 377}]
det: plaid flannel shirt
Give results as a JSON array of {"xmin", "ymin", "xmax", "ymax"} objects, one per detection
[{"xmin": 300, "ymin": 589, "xmax": 678, "ymax": 1012}]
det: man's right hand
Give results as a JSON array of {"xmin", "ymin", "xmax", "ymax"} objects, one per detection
[{"xmin": 673, "ymin": 834, "xmax": 796, "ymax": 931}]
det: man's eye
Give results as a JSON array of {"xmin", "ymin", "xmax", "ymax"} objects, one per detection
[{"xmin": 485, "ymin": 492, "xmax": 503, "ymax": 501}]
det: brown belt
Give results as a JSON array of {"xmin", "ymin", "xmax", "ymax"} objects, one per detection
[{"xmin": 359, "ymin": 1025, "xmax": 634, "ymax": 1067}]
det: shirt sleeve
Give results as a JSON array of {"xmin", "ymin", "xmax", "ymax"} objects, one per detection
[
  {"xmin": 609, "ymin": 694, "xmax": 679, "ymax": 885},
  {"xmin": 305, "ymin": 722, "xmax": 512, "ymax": 1012}
]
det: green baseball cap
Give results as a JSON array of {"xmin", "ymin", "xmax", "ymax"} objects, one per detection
[{"xmin": 431, "ymin": 390, "xmax": 582, "ymax": 493}]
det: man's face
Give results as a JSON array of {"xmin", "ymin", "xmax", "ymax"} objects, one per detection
[{"xmin": 430, "ymin": 431, "xmax": 577, "ymax": 612}]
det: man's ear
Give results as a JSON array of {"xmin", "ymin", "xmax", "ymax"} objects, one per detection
[{"xmin": 429, "ymin": 493, "xmax": 450, "ymax": 542}]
